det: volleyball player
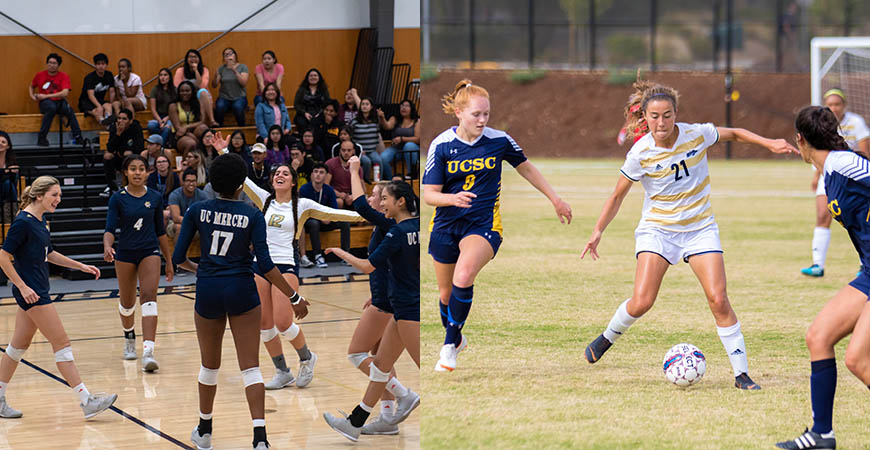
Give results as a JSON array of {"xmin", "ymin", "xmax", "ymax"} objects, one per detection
[
  {"xmin": 173, "ymin": 153, "xmax": 302, "ymax": 450},
  {"xmin": 423, "ymin": 79, "xmax": 572, "ymax": 372},
  {"xmin": 322, "ymin": 180, "xmax": 420, "ymax": 442},
  {"xmin": 800, "ymin": 88, "xmax": 870, "ymax": 277},
  {"xmin": 103, "ymin": 155, "xmax": 174, "ymax": 371},
  {"xmin": 775, "ymin": 106, "xmax": 870, "ymax": 450},
  {"xmin": 581, "ymin": 81, "xmax": 797, "ymax": 389},
  {"xmin": 0, "ymin": 176, "xmax": 117, "ymax": 419}
]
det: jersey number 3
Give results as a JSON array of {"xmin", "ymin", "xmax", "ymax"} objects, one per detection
[
  {"xmin": 209, "ymin": 230, "xmax": 234, "ymax": 256},
  {"xmin": 462, "ymin": 174, "xmax": 476, "ymax": 190},
  {"xmin": 671, "ymin": 160, "xmax": 690, "ymax": 181}
]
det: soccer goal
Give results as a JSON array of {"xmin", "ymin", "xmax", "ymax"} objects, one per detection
[{"xmin": 811, "ymin": 37, "xmax": 870, "ymax": 120}]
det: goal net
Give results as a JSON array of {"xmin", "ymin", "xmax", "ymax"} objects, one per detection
[{"xmin": 811, "ymin": 37, "xmax": 870, "ymax": 121}]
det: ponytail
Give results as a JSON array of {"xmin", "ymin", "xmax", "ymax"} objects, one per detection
[
  {"xmin": 795, "ymin": 106, "xmax": 849, "ymax": 151},
  {"xmin": 442, "ymin": 79, "xmax": 490, "ymax": 116}
]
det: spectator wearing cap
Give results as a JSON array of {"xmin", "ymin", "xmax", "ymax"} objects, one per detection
[
  {"xmin": 141, "ymin": 134, "xmax": 166, "ymax": 172},
  {"xmin": 247, "ymin": 143, "xmax": 271, "ymax": 191},
  {"xmin": 29, "ymin": 53, "xmax": 83, "ymax": 146},
  {"xmin": 101, "ymin": 108, "xmax": 144, "ymax": 197}
]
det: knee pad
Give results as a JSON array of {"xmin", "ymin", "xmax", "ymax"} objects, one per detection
[
  {"xmin": 4, "ymin": 345, "xmax": 25, "ymax": 362},
  {"xmin": 54, "ymin": 346, "xmax": 74, "ymax": 362},
  {"xmin": 368, "ymin": 361, "xmax": 390, "ymax": 382},
  {"xmin": 119, "ymin": 302, "xmax": 136, "ymax": 317},
  {"xmin": 260, "ymin": 326, "xmax": 279, "ymax": 343},
  {"xmin": 241, "ymin": 367, "xmax": 263, "ymax": 387},
  {"xmin": 347, "ymin": 352, "xmax": 370, "ymax": 368},
  {"xmin": 141, "ymin": 301, "xmax": 157, "ymax": 317},
  {"xmin": 198, "ymin": 366, "xmax": 219, "ymax": 386},
  {"xmin": 280, "ymin": 323, "xmax": 300, "ymax": 341}
]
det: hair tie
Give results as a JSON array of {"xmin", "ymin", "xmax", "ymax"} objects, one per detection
[{"xmin": 823, "ymin": 88, "xmax": 846, "ymax": 101}]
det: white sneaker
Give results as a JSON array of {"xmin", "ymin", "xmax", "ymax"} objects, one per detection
[
  {"xmin": 142, "ymin": 351, "xmax": 159, "ymax": 372},
  {"xmin": 0, "ymin": 396, "xmax": 22, "ymax": 418},
  {"xmin": 323, "ymin": 411, "xmax": 361, "ymax": 442},
  {"xmin": 434, "ymin": 344, "xmax": 457, "ymax": 372},
  {"xmin": 314, "ymin": 254, "xmax": 328, "ymax": 268},
  {"xmin": 361, "ymin": 414, "xmax": 399, "ymax": 435},
  {"xmin": 191, "ymin": 426, "xmax": 212, "ymax": 450},
  {"xmin": 299, "ymin": 254, "xmax": 315, "ymax": 268},
  {"xmin": 264, "ymin": 369, "xmax": 295, "ymax": 390},
  {"xmin": 296, "ymin": 352, "xmax": 317, "ymax": 388},
  {"xmin": 384, "ymin": 389, "xmax": 419, "ymax": 425},
  {"xmin": 81, "ymin": 393, "xmax": 117, "ymax": 419},
  {"xmin": 123, "ymin": 338, "xmax": 136, "ymax": 360}
]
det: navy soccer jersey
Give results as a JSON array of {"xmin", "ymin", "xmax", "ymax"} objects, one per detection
[
  {"xmin": 2, "ymin": 211, "xmax": 53, "ymax": 299},
  {"xmin": 172, "ymin": 198, "xmax": 275, "ymax": 277},
  {"xmin": 105, "ymin": 187, "xmax": 165, "ymax": 251},
  {"xmin": 822, "ymin": 151, "xmax": 870, "ymax": 271},
  {"xmin": 423, "ymin": 127, "xmax": 527, "ymax": 234},
  {"xmin": 369, "ymin": 218, "xmax": 420, "ymax": 306}
]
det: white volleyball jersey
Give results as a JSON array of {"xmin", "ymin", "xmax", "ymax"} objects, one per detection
[
  {"xmin": 620, "ymin": 122, "xmax": 720, "ymax": 233},
  {"xmin": 243, "ymin": 178, "xmax": 365, "ymax": 265},
  {"xmin": 839, "ymin": 111, "xmax": 870, "ymax": 149}
]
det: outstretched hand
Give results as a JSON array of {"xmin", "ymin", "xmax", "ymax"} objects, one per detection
[
  {"xmin": 768, "ymin": 138, "xmax": 798, "ymax": 155},
  {"xmin": 581, "ymin": 230, "xmax": 603, "ymax": 261},
  {"xmin": 212, "ymin": 131, "xmax": 230, "ymax": 152},
  {"xmin": 80, "ymin": 264, "xmax": 101, "ymax": 280}
]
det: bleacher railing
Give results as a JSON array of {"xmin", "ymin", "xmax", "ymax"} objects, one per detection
[{"xmin": 350, "ymin": 28, "xmax": 378, "ymax": 97}]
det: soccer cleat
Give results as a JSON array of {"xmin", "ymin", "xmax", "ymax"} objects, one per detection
[
  {"xmin": 584, "ymin": 334, "xmax": 613, "ymax": 364},
  {"xmin": 123, "ymin": 338, "xmax": 136, "ymax": 360},
  {"xmin": 775, "ymin": 428, "xmax": 836, "ymax": 449},
  {"xmin": 456, "ymin": 334, "xmax": 469, "ymax": 354},
  {"xmin": 384, "ymin": 389, "xmax": 419, "ymax": 425},
  {"xmin": 142, "ymin": 351, "xmax": 159, "ymax": 372},
  {"xmin": 315, "ymin": 254, "xmax": 328, "ymax": 268},
  {"xmin": 296, "ymin": 352, "xmax": 317, "ymax": 388},
  {"xmin": 323, "ymin": 411, "xmax": 361, "ymax": 442},
  {"xmin": 0, "ymin": 397, "xmax": 22, "ymax": 418},
  {"xmin": 81, "ymin": 393, "xmax": 117, "ymax": 419},
  {"xmin": 299, "ymin": 254, "xmax": 315, "ymax": 268},
  {"xmin": 191, "ymin": 426, "xmax": 213, "ymax": 450},
  {"xmin": 800, "ymin": 264, "xmax": 824, "ymax": 277},
  {"xmin": 734, "ymin": 373, "xmax": 761, "ymax": 390},
  {"xmin": 434, "ymin": 344, "xmax": 457, "ymax": 372},
  {"xmin": 264, "ymin": 369, "xmax": 295, "ymax": 390},
  {"xmin": 361, "ymin": 415, "xmax": 399, "ymax": 435}
]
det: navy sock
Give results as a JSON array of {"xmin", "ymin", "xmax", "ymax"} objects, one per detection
[
  {"xmin": 124, "ymin": 329, "xmax": 135, "ymax": 340},
  {"xmin": 445, "ymin": 285, "xmax": 473, "ymax": 346},
  {"xmin": 810, "ymin": 358, "xmax": 836, "ymax": 434},
  {"xmin": 349, "ymin": 405, "xmax": 370, "ymax": 428},
  {"xmin": 439, "ymin": 301, "xmax": 448, "ymax": 328},
  {"xmin": 253, "ymin": 426, "xmax": 267, "ymax": 447},
  {"xmin": 198, "ymin": 417, "xmax": 212, "ymax": 435}
]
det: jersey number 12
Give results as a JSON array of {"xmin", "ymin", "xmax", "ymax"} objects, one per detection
[{"xmin": 209, "ymin": 230, "xmax": 234, "ymax": 256}]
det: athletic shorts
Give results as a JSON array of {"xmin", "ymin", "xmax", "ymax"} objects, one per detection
[
  {"xmin": 115, "ymin": 247, "xmax": 160, "ymax": 265},
  {"xmin": 252, "ymin": 262, "xmax": 299, "ymax": 278},
  {"xmin": 369, "ymin": 270, "xmax": 393, "ymax": 313},
  {"xmin": 429, "ymin": 224, "xmax": 502, "ymax": 264},
  {"xmin": 13, "ymin": 286, "xmax": 52, "ymax": 311},
  {"xmin": 390, "ymin": 297, "xmax": 420, "ymax": 322},
  {"xmin": 635, "ymin": 223, "xmax": 723, "ymax": 265},
  {"xmin": 848, "ymin": 270, "xmax": 870, "ymax": 300},
  {"xmin": 371, "ymin": 295, "xmax": 394, "ymax": 314},
  {"xmin": 816, "ymin": 173, "xmax": 827, "ymax": 196},
  {"xmin": 195, "ymin": 275, "xmax": 260, "ymax": 319}
]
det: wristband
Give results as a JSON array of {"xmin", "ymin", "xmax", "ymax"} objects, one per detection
[{"xmin": 289, "ymin": 292, "xmax": 303, "ymax": 305}]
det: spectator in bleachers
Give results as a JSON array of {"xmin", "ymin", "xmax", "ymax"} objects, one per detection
[
  {"xmin": 212, "ymin": 47, "xmax": 249, "ymax": 127},
  {"xmin": 178, "ymin": 149, "xmax": 208, "ymax": 188},
  {"xmin": 293, "ymin": 68, "xmax": 331, "ymax": 132},
  {"xmin": 166, "ymin": 168, "xmax": 208, "ymax": 237},
  {"xmin": 325, "ymin": 140, "xmax": 364, "ymax": 209},
  {"xmin": 169, "ymin": 80, "xmax": 206, "ymax": 155},
  {"xmin": 101, "ymin": 109, "xmax": 144, "ymax": 197},
  {"xmin": 226, "ymin": 129, "xmax": 252, "ymax": 165},
  {"xmin": 199, "ymin": 128, "xmax": 221, "ymax": 167},
  {"xmin": 331, "ymin": 126, "xmax": 364, "ymax": 159},
  {"xmin": 379, "ymin": 99, "xmax": 421, "ymax": 180},
  {"xmin": 255, "ymin": 82, "xmax": 292, "ymax": 142},
  {"xmin": 254, "ymin": 50, "xmax": 283, "ymax": 107},
  {"xmin": 112, "ymin": 58, "xmax": 147, "ymax": 117},
  {"xmin": 351, "ymin": 97, "xmax": 385, "ymax": 181},
  {"xmin": 173, "ymin": 49, "xmax": 218, "ymax": 128},
  {"xmin": 0, "ymin": 131, "xmax": 20, "ymax": 222},
  {"xmin": 299, "ymin": 162, "xmax": 351, "ymax": 268},
  {"xmin": 141, "ymin": 134, "xmax": 166, "ymax": 172},
  {"xmin": 338, "ymin": 88, "xmax": 360, "ymax": 124},
  {"xmin": 147, "ymin": 68, "xmax": 175, "ymax": 146},
  {"xmin": 78, "ymin": 53, "xmax": 115, "ymax": 126},
  {"xmin": 300, "ymin": 128, "xmax": 324, "ymax": 162},
  {"xmin": 147, "ymin": 154, "xmax": 178, "ymax": 204},
  {"xmin": 247, "ymin": 143, "xmax": 271, "ymax": 191},
  {"xmin": 264, "ymin": 124, "xmax": 291, "ymax": 169},
  {"xmin": 314, "ymin": 99, "xmax": 343, "ymax": 154},
  {"xmin": 290, "ymin": 142, "xmax": 314, "ymax": 187},
  {"xmin": 29, "ymin": 53, "xmax": 82, "ymax": 147}
]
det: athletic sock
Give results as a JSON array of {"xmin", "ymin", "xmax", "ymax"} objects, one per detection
[
  {"xmin": 602, "ymin": 299, "xmax": 638, "ymax": 343},
  {"xmin": 72, "ymin": 382, "xmax": 90, "ymax": 404},
  {"xmin": 385, "ymin": 376, "xmax": 409, "ymax": 398},
  {"xmin": 439, "ymin": 301, "xmax": 448, "ymax": 328},
  {"xmin": 252, "ymin": 419, "xmax": 267, "ymax": 447},
  {"xmin": 123, "ymin": 327, "xmax": 135, "ymax": 340},
  {"xmin": 812, "ymin": 227, "xmax": 832, "ymax": 268},
  {"xmin": 271, "ymin": 354, "xmax": 289, "ymax": 372},
  {"xmin": 198, "ymin": 411, "xmax": 213, "ymax": 435},
  {"xmin": 810, "ymin": 358, "xmax": 837, "ymax": 435},
  {"xmin": 348, "ymin": 403, "xmax": 371, "ymax": 428},
  {"xmin": 295, "ymin": 344, "xmax": 312, "ymax": 361},
  {"xmin": 717, "ymin": 321, "xmax": 749, "ymax": 376},
  {"xmin": 0, "ymin": 380, "xmax": 7, "ymax": 397},
  {"xmin": 445, "ymin": 285, "xmax": 473, "ymax": 346},
  {"xmin": 143, "ymin": 340, "xmax": 155, "ymax": 355},
  {"xmin": 380, "ymin": 400, "xmax": 396, "ymax": 419}
]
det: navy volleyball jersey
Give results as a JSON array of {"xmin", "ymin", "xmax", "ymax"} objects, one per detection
[
  {"xmin": 353, "ymin": 195, "xmax": 394, "ymax": 303},
  {"xmin": 105, "ymin": 187, "xmax": 165, "ymax": 251},
  {"xmin": 172, "ymin": 198, "xmax": 275, "ymax": 277},
  {"xmin": 1, "ymin": 211, "xmax": 52, "ymax": 298},
  {"xmin": 823, "ymin": 151, "xmax": 870, "ymax": 270},
  {"xmin": 369, "ymin": 218, "xmax": 420, "ymax": 304},
  {"xmin": 423, "ymin": 127, "xmax": 527, "ymax": 234}
]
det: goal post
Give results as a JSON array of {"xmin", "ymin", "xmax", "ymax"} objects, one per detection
[{"xmin": 811, "ymin": 37, "xmax": 870, "ymax": 121}]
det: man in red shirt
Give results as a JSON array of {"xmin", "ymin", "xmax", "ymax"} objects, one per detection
[
  {"xmin": 324, "ymin": 139, "xmax": 364, "ymax": 209},
  {"xmin": 29, "ymin": 53, "xmax": 82, "ymax": 146}
]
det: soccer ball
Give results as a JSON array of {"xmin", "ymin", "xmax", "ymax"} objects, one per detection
[{"xmin": 663, "ymin": 343, "xmax": 707, "ymax": 387}]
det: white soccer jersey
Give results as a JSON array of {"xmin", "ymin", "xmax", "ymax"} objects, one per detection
[
  {"xmin": 838, "ymin": 111, "xmax": 870, "ymax": 149},
  {"xmin": 243, "ymin": 178, "xmax": 365, "ymax": 265},
  {"xmin": 620, "ymin": 122, "xmax": 720, "ymax": 232}
]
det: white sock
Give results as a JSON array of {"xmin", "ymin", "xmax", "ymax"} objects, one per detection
[
  {"xmin": 812, "ymin": 227, "xmax": 831, "ymax": 268},
  {"xmin": 602, "ymin": 299, "xmax": 638, "ymax": 343},
  {"xmin": 73, "ymin": 382, "xmax": 90, "ymax": 404},
  {"xmin": 380, "ymin": 400, "xmax": 396, "ymax": 418},
  {"xmin": 143, "ymin": 340, "xmax": 155, "ymax": 355},
  {"xmin": 252, "ymin": 418, "xmax": 265, "ymax": 427},
  {"xmin": 717, "ymin": 321, "xmax": 749, "ymax": 376},
  {"xmin": 0, "ymin": 380, "xmax": 7, "ymax": 398},
  {"xmin": 358, "ymin": 402, "xmax": 372, "ymax": 413},
  {"xmin": 385, "ymin": 377, "xmax": 408, "ymax": 398},
  {"xmin": 199, "ymin": 411, "xmax": 212, "ymax": 420}
]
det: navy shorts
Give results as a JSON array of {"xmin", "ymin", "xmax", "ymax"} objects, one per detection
[
  {"xmin": 849, "ymin": 270, "xmax": 870, "ymax": 299},
  {"xmin": 429, "ymin": 225, "xmax": 502, "ymax": 264},
  {"xmin": 195, "ymin": 275, "xmax": 261, "ymax": 319},
  {"xmin": 252, "ymin": 262, "xmax": 299, "ymax": 278},
  {"xmin": 13, "ymin": 286, "xmax": 52, "ymax": 311},
  {"xmin": 371, "ymin": 295, "xmax": 394, "ymax": 314},
  {"xmin": 390, "ymin": 297, "xmax": 420, "ymax": 322},
  {"xmin": 115, "ymin": 247, "xmax": 160, "ymax": 265}
]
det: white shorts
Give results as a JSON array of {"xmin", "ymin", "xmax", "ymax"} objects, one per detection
[
  {"xmin": 635, "ymin": 223, "xmax": 723, "ymax": 265},
  {"xmin": 816, "ymin": 173, "xmax": 826, "ymax": 196}
]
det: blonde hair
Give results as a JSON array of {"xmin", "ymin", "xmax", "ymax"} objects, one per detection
[
  {"xmin": 624, "ymin": 80, "xmax": 680, "ymax": 140},
  {"xmin": 20, "ymin": 176, "xmax": 59, "ymax": 209},
  {"xmin": 441, "ymin": 79, "xmax": 490, "ymax": 116}
]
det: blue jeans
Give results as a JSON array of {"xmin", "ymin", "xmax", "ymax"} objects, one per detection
[
  {"xmin": 147, "ymin": 119, "xmax": 172, "ymax": 145},
  {"xmin": 215, "ymin": 96, "xmax": 247, "ymax": 126},
  {"xmin": 39, "ymin": 99, "xmax": 81, "ymax": 140},
  {"xmin": 381, "ymin": 142, "xmax": 420, "ymax": 179},
  {"xmin": 360, "ymin": 149, "xmax": 386, "ymax": 182}
]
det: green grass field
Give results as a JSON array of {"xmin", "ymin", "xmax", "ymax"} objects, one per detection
[{"xmin": 420, "ymin": 158, "xmax": 868, "ymax": 449}]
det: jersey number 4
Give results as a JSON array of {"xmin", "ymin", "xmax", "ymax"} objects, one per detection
[
  {"xmin": 133, "ymin": 217, "xmax": 143, "ymax": 231},
  {"xmin": 209, "ymin": 230, "xmax": 234, "ymax": 256},
  {"xmin": 671, "ymin": 160, "xmax": 690, "ymax": 181}
]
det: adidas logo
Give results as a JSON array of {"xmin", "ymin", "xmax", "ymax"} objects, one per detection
[
  {"xmin": 731, "ymin": 349, "xmax": 744, "ymax": 355},
  {"xmin": 655, "ymin": 164, "xmax": 663, "ymax": 170}
]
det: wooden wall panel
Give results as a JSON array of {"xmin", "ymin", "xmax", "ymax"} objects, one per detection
[{"xmin": 0, "ymin": 28, "xmax": 420, "ymax": 116}]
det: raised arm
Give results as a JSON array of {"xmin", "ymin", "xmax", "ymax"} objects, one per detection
[
  {"xmin": 581, "ymin": 176, "xmax": 633, "ymax": 260},
  {"xmin": 514, "ymin": 160, "xmax": 572, "ymax": 224},
  {"xmin": 716, "ymin": 127, "xmax": 797, "ymax": 155}
]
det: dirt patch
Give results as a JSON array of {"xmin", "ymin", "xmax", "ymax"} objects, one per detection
[{"xmin": 421, "ymin": 70, "xmax": 810, "ymax": 159}]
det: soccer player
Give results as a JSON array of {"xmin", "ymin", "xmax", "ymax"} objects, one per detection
[
  {"xmin": 0, "ymin": 176, "xmax": 117, "ymax": 419},
  {"xmin": 581, "ymin": 81, "xmax": 797, "ymax": 390},
  {"xmin": 173, "ymin": 153, "xmax": 302, "ymax": 450},
  {"xmin": 103, "ymin": 155, "xmax": 174, "ymax": 370},
  {"xmin": 423, "ymin": 79, "xmax": 572, "ymax": 372},
  {"xmin": 800, "ymin": 88, "xmax": 870, "ymax": 277},
  {"xmin": 322, "ymin": 180, "xmax": 420, "ymax": 441},
  {"xmin": 775, "ymin": 106, "xmax": 870, "ymax": 450}
]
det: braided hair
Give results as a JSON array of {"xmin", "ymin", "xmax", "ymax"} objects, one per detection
[
  {"xmin": 795, "ymin": 106, "xmax": 849, "ymax": 151},
  {"xmin": 261, "ymin": 163, "xmax": 300, "ymax": 246}
]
